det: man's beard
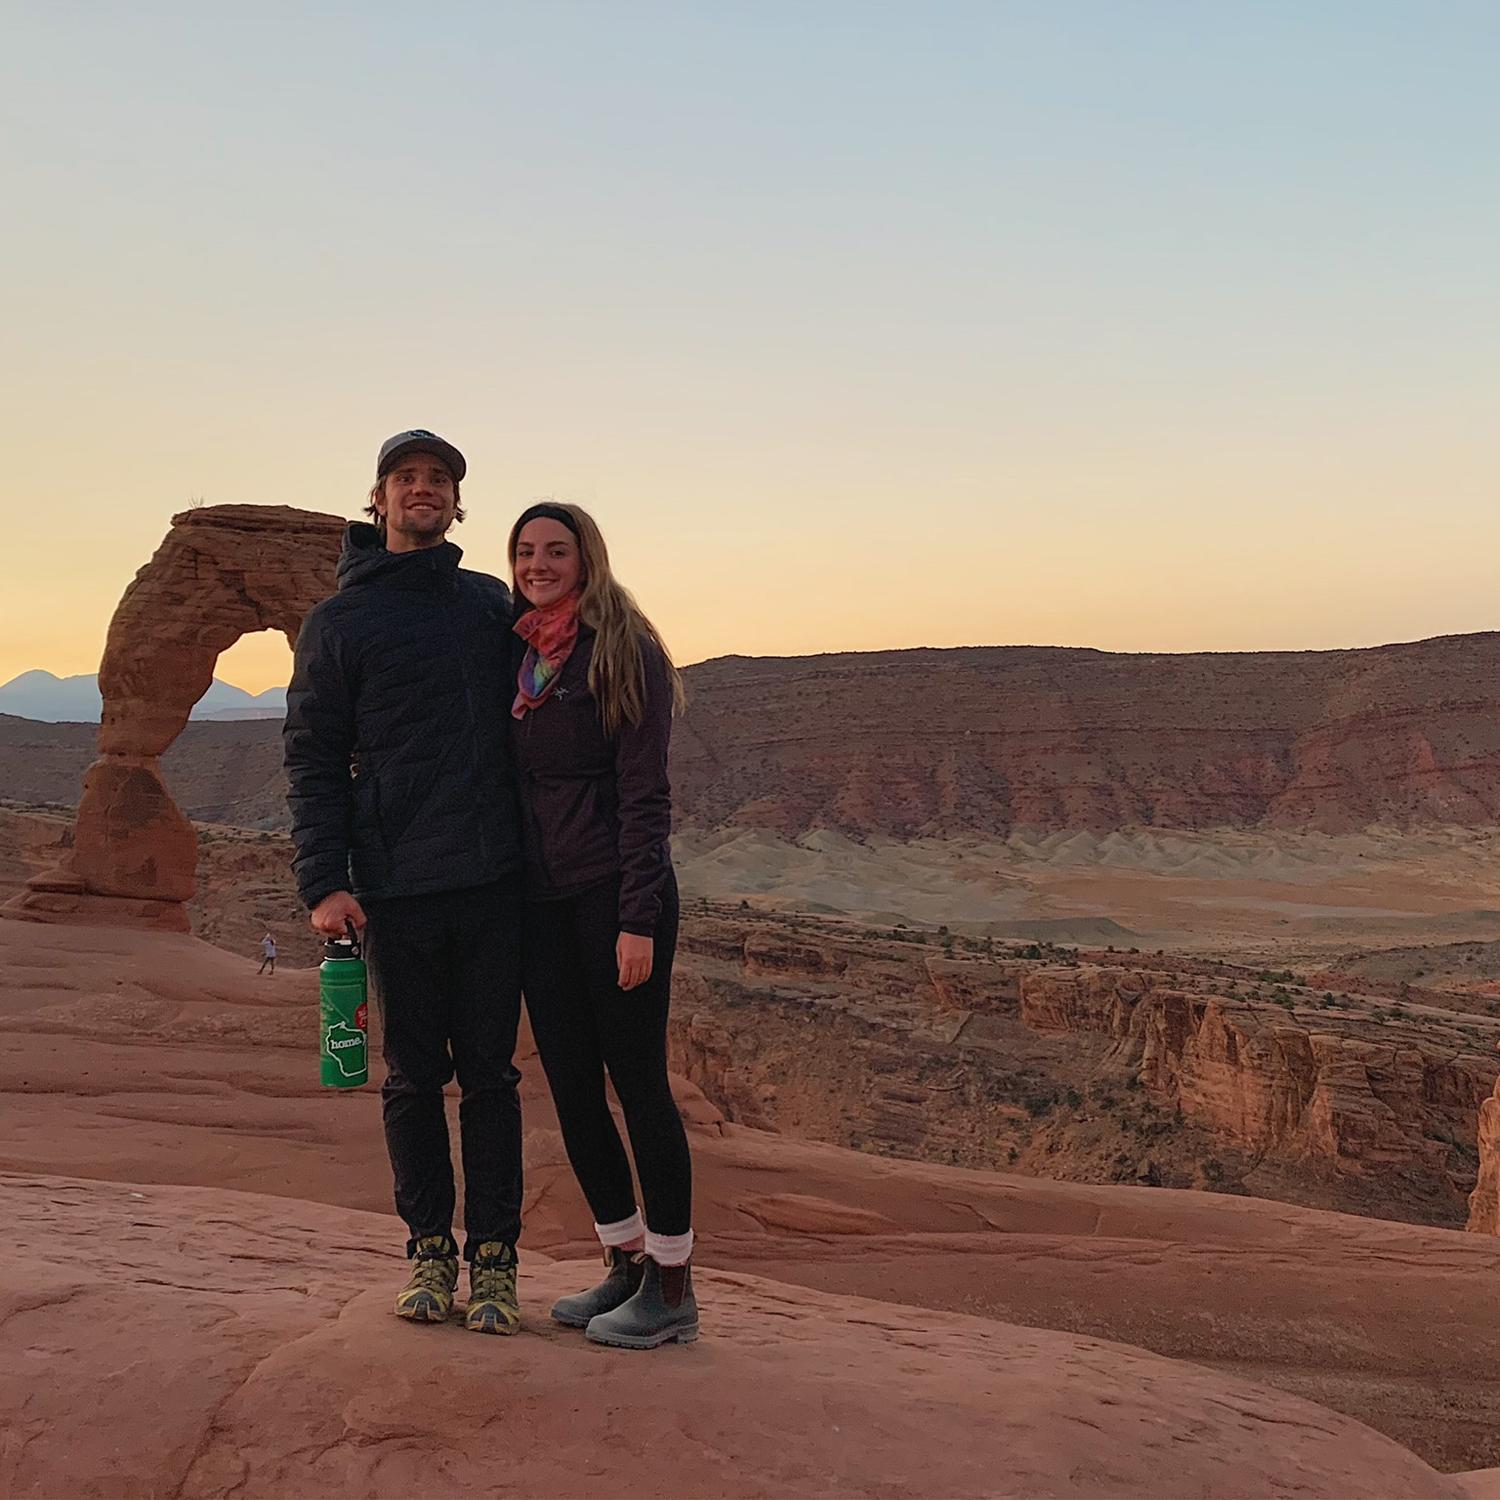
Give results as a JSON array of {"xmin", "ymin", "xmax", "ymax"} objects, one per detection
[{"xmin": 392, "ymin": 510, "xmax": 450, "ymax": 541}]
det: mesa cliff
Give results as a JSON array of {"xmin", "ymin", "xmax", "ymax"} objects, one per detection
[
  {"xmin": 11, "ymin": 630, "xmax": 1500, "ymax": 842},
  {"xmin": 671, "ymin": 634, "xmax": 1500, "ymax": 836}
]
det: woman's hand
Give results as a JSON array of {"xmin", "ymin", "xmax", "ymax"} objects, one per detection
[{"xmin": 616, "ymin": 932, "xmax": 654, "ymax": 991}]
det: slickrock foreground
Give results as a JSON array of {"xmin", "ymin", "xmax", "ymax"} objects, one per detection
[
  {"xmin": 0, "ymin": 1174, "xmax": 1473, "ymax": 1500},
  {"xmin": 8, "ymin": 918, "xmax": 1500, "ymax": 1479}
]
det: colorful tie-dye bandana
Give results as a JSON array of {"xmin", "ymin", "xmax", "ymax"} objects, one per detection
[{"xmin": 512, "ymin": 593, "xmax": 582, "ymax": 718}]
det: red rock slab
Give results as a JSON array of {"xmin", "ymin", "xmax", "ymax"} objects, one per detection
[
  {"xmin": 6, "ymin": 919, "xmax": 1500, "ymax": 1471},
  {"xmin": 0, "ymin": 1174, "xmax": 1466, "ymax": 1500}
]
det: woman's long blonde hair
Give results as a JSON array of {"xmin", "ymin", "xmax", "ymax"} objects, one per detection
[{"xmin": 508, "ymin": 502, "xmax": 686, "ymax": 735}]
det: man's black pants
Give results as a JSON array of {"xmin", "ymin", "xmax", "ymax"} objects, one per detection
[{"xmin": 364, "ymin": 877, "xmax": 524, "ymax": 1259}]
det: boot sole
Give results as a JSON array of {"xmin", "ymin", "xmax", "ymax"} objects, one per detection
[
  {"xmin": 551, "ymin": 1308, "xmax": 593, "ymax": 1328},
  {"xmin": 587, "ymin": 1321, "xmax": 699, "ymax": 1349}
]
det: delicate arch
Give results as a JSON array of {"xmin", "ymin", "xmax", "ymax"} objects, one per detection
[{"xmin": 5, "ymin": 504, "xmax": 344, "ymax": 930}]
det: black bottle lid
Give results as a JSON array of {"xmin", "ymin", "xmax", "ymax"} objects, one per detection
[{"xmin": 323, "ymin": 920, "xmax": 363, "ymax": 963}]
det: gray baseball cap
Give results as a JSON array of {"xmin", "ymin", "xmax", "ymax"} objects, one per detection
[{"xmin": 376, "ymin": 429, "xmax": 467, "ymax": 482}]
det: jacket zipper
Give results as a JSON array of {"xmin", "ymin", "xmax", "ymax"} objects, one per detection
[{"xmin": 457, "ymin": 596, "xmax": 493, "ymax": 871}]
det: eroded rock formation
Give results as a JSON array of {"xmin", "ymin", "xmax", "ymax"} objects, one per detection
[
  {"xmin": 1468, "ymin": 1083, "xmax": 1500, "ymax": 1232},
  {"xmin": 3, "ymin": 505, "xmax": 342, "ymax": 930},
  {"xmin": 1020, "ymin": 968, "xmax": 1496, "ymax": 1179},
  {"xmin": 664, "ymin": 912, "xmax": 1498, "ymax": 1224}
]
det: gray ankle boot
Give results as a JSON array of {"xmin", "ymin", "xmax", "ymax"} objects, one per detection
[
  {"xmin": 551, "ymin": 1246, "xmax": 646, "ymax": 1328},
  {"xmin": 585, "ymin": 1255, "xmax": 699, "ymax": 1348}
]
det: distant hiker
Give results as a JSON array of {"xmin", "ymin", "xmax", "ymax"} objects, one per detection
[
  {"xmin": 257, "ymin": 932, "xmax": 277, "ymax": 975},
  {"xmin": 283, "ymin": 430, "xmax": 526, "ymax": 1335},
  {"xmin": 509, "ymin": 502, "xmax": 698, "ymax": 1348}
]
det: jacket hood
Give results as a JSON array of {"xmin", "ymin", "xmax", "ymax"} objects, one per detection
[{"xmin": 335, "ymin": 521, "xmax": 464, "ymax": 591}]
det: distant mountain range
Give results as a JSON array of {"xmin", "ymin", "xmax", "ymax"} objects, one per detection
[{"xmin": 0, "ymin": 671, "xmax": 286, "ymax": 724}]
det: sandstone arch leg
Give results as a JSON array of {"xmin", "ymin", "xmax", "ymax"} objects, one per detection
[{"xmin": 4, "ymin": 504, "xmax": 344, "ymax": 931}]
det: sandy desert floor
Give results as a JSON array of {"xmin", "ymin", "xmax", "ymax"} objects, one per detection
[
  {"xmin": 13, "ymin": 801, "xmax": 1500, "ymax": 969},
  {"xmin": 674, "ymin": 823, "xmax": 1500, "ymax": 962}
]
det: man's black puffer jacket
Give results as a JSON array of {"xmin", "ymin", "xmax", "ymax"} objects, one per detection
[{"xmin": 283, "ymin": 523, "xmax": 520, "ymax": 910}]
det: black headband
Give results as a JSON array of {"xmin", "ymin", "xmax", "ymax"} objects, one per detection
[{"xmin": 512, "ymin": 502, "xmax": 581, "ymax": 540}]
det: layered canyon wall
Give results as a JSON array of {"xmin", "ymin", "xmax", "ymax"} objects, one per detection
[{"xmin": 667, "ymin": 912, "xmax": 1499, "ymax": 1227}]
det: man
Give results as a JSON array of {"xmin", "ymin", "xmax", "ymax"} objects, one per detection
[
  {"xmin": 283, "ymin": 429, "xmax": 525, "ymax": 1334},
  {"xmin": 257, "ymin": 931, "xmax": 277, "ymax": 975}
]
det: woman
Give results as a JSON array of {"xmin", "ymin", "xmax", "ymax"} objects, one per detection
[{"xmin": 508, "ymin": 500, "xmax": 697, "ymax": 1348}]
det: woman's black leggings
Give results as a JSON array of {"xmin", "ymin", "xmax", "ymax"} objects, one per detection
[{"xmin": 522, "ymin": 871, "xmax": 691, "ymax": 1237}]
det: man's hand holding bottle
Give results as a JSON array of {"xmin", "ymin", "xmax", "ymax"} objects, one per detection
[{"xmin": 311, "ymin": 890, "xmax": 367, "ymax": 937}]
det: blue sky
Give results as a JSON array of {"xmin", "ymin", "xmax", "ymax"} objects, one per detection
[{"xmin": 2, "ymin": 1, "xmax": 1496, "ymax": 688}]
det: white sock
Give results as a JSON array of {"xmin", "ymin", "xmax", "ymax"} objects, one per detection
[
  {"xmin": 594, "ymin": 1210, "xmax": 644, "ymax": 1247},
  {"xmin": 645, "ymin": 1228, "xmax": 694, "ymax": 1266}
]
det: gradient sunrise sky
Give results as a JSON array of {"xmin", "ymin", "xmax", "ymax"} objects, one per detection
[{"xmin": 3, "ymin": 1, "xmax": 1496, "ymax": 694}]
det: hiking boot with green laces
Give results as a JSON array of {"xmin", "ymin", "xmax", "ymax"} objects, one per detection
[
  {"xmin": 465, "ymin": 1241, "xmax": 521, "ymax": 1335},
  {"xmin": 394, "ymin": 1235, "xmax": 459, "ymax": 1324}
]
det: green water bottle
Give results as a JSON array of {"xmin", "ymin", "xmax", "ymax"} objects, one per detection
[{"xmin": 319, "ymin": 922, "xmax": 369, "ymax": 1088}]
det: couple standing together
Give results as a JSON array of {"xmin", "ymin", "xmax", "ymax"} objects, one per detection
[{"xmin": 283, "ymin": 428, "xmax": 695, "ymax": 1349}]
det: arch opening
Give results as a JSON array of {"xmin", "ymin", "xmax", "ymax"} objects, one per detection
[{"xmin": 200, "ymin": 630, "xmax": 294, "ymax": 721}]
